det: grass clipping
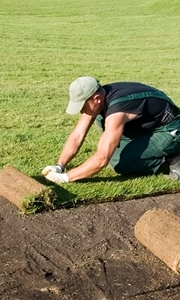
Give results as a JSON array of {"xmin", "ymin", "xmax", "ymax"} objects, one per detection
[{"xmin": 20, "ymin": 188, "xmax": 57, "ymax": 215}]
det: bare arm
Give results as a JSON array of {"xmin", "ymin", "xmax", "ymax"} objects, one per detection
[
  {"xmin": 57, "ymin": 113, "xmax": 95, "ymax": 167},
  {"xmin": 67, "ymin": 112, "xmax": 130, "ymax": 181}
]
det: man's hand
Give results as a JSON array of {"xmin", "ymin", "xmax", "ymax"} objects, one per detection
[
  {"xmin": 45, "ymin": 172, "xmax": 69, "ymax": 184},
  {"xmin": 42, "ymin": 164, "xmax": 64, "ymax": 176}
]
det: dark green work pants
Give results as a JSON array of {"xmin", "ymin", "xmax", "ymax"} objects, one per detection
[{"xmin": 95, "ymin": 115, "xmax": 180, "ymax": 175}]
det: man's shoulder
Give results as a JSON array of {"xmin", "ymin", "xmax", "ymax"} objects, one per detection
[{"xmin": 103, "ymin": 82, "xmax": 157, "ymax": 101}]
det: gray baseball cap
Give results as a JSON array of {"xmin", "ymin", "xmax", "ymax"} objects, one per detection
[{"xmin": 66, "ymin": 76, "xmax": 101, "ymax": 114}]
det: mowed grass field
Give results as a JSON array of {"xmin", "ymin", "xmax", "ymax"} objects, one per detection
[{"xmin": 1, "ymin": 0, "xmax": 180, "ymax": 210}]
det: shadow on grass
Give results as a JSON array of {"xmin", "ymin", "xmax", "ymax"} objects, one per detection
[
  {"xmin": 31, "ymin": 174, "xmax": 133, "ymax": 212},
  {"xmin": 78, "ymin": 173, "xmax": 154, "ymax": 183},
  {"xmin": 32, "ymin": 175, "xmax": 77, "ymax": 209},
  {"xmin": 31, "ymin": 173, "xmax": 153, "ymax": 211},
  {"xmin": 29, "ymin": 163, "xmax": 173, "ymax": 214},
  {"xmin": 76, "ymin": 162, "xmax": 170, "ymax": 183}
]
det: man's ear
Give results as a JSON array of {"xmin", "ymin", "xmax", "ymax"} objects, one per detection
[{"xmin": 94, "ymin": 94, "xmax": 101, "ymax": 104}]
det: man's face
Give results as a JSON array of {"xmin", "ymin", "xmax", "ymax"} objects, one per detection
[{"xmin": 80, "ymin": 94, "xmax": 104, "ymax": 117}]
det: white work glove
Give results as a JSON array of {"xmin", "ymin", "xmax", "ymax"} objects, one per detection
[
  {"xmin": 42, "ymin": 164, "xmax": 64, "ymax": 176},
  {"xmin": 45, "ymin": 172, "xmax": 69, "ymax": 184}
]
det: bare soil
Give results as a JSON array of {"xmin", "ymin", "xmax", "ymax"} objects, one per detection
[{"xmin": 1, "ymin": 193, "xmax": 180, "ymax": 300}]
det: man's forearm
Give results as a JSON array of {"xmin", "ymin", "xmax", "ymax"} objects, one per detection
[
  {"xmin": 57, "ymin": 114, "xmax": 95, "ymax": 168},
  {"xmin": 57, "ymin": 134, "xmax": 83, "ymax": 167},
  {"xmin": 66, "ymin": 152, "xmax": 109, "ymax": 182}
]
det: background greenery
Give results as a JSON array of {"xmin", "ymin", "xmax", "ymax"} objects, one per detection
[{"xmin": 1, "ymin": 0, "xmax": 180, "ymax": 209}]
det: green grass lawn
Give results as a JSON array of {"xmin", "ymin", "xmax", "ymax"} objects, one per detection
[{"xmin": 1, "ymin": 0, "xmax": 180, "ymax": 213}]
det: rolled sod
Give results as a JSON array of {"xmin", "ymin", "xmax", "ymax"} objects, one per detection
[
  {"xmin": 0, "ymin": 166, "xmax": 56, "ymax": 214},
  {"xmin": 134, "ymin": 209, "xmax": 180, "ymax": 273}
]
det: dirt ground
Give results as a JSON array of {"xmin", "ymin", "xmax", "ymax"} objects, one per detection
[{"xmin": 1, "ymin": 193, "xmax": 180, "ymax": 300}]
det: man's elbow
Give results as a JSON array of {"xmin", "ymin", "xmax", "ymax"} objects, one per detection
[{"xmin": 97, "ymin": 154, "xmax": 110, "ymax": 169}]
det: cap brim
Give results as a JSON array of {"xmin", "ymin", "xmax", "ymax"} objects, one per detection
[{"xmin": 66, "ymin": 100, "xmax": 85, "ymax": 115}]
